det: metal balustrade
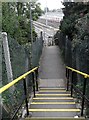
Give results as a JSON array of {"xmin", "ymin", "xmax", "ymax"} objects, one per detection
[
  {"xmin": 66, "ymin": 66, "xmax": 89, "ymax": 116},
  {"xmin": 0, "ymin": 67, "xmax": 39, "ymax": 120}
]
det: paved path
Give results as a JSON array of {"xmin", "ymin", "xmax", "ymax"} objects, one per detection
[
  {"xmin": 39, "ymin": 46, "xmax": 66, "ymax": 88},
  {"xmin": 28, "ymin": 45, "xmax": 82, "ymax": 119}
]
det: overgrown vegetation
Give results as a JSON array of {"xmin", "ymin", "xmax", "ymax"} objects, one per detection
[
  {"xmin": 2, "ymin": 1, "xmax": 43, "ymax": 119},
  {"xmin": 2, "ymin": 2, "xmax": 43, "ymax": 44},
  {"xmin": 54, "ymin": 2, "xmax": 89, "ymax": 117}
]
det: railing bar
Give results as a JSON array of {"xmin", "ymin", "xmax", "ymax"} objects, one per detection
[
  {"xmin": 72, "ymin": 84, "xmax": 89, "ymax": 104},
  {"xmin": 81, "ymin": 78, "xmax": 87, "ymax": 116},
  {"xmin": 66, "ymin": 67, "xmax": 89, "ymax": 116},
  {"xmin": 85, "ymin": 96, "xmax": 89, "ymax": 104},
  {"xmin": 32, "ymin": 72, "xmax": 36, "ymax": 97},
  {"xmin": 66, "ymin": 67, "xmax": 67, "ymax": 78},
  {"xmin": 72, "ymin": 84, "xmax": 83, "ymax": 95},
  {"xmin": 11, "ymin": 96, "xmax": 25, "ymax": 120},
  {"xmin": 66, "ymin": 69, "xmax": 69, "ymax": 91},
  {"xmin": 66, "ymin": 66, "xmax": 89, "ymax": 78},
  {"xmin": 35, "ymin": 69, "xmax": 38, "ymax": 91},
  {"xmin": 0, "ymin": 67, "xmax": 38, "ymax": 94},
  {"xmin": 23, "ymin": 78, "xmax": 29, "ymax": 116},
  {"xmin": 71, "ymin": 71, "xmax": 74, "ymax": 97}
]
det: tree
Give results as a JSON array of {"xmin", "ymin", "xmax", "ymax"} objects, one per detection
[
  {"xmin": 57, "ymin": 2, "xmax": 89, "ymax": 117},
  {"xmin": 60, "ymin": 2, "xmax": 89, "ymax": 40},
  {"xmin": 2, "ymin": 2, "xmax": 43, "ymax": 44}
]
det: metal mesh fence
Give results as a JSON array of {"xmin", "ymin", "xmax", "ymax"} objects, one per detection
[
  {"xmin": 31, "ymin": 37, "xmax": 43, "ymax": 68},
  {"xmin": 54, "ymin": 31, "xmax": 89, "ymax": 117},
  {"xmin": 2, "ymin": 33, "xmax": 43, "ymax": 119}
]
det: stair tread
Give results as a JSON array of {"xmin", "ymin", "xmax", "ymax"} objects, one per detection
[
  {"xmin": 25, "ymin": 117, "xmax": 85, "ymax": 120},
  {"xmin": 39, "ymin": 90, "xmax": 67, "ymax": 92},
  {"xmin": 33, "ymin": 97, "xmax": 74, "ymax": 102},
  {"xmin": 39, "ymin": 88, "xmax": 66, "ymax": 90},
  {"xmin": 33, "ymin": 97, "xmax": 74, "ymax": 99},
  {"xmin": 29, "ymin": 86, "xmax": 81, "ymax": 118},
  {"xmin": 38, "ymin": 92, "xmax": 69, "ymax": 94},
  {"xmin": 33, "ymin": 100, "xmax": 74, "ymax": 102},
  {"xmin": 28, "ymin": 110, "xmax": 80, "ymax": 117},
  {"xmin": 31, "ymin": 102, "xmax": 75, "ymax": 104},
  {"xmin": 30, "ymin": 105, "xmax": 77, "ymax": 109},
  {"xmin": 36, "ymin": 94, "xmax": 71, "ymax": 96},
  {"xmin": 29, "ymin": 108, "xmax": 80, "ymax": 112}
]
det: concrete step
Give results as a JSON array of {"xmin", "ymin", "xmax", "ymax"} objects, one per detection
[
  {"xmin": 28, "ymin": 87, "xmax": 81, "ymax": 119},
  {"xmin": 38, "ymin": 91, "xmax": 69, "ymax": 94},
  {"xmin": 37, "ymin": 88, "xmax": 71, "ymax": 97},
  {"xmin": 39, "ymin": 79, "xmax": 65, "ymax": 88},
  {"xmin": 25, "ymin": 117, "xmax": 85, "ymax": 120},
  {"xmin": 32, "ymin": 97, "xmax": 74, "ymax": 102},
  {"xmin": 38, "ymin": 88, "xmax": 70, "ymax": 94},
  {"xmin": 39, "ymin": 87, "xmax": 66, "ymax": 90},
  {"xmin": 28, "ymin": 109, "xmax": 80, "ymax": 117},
  {"xmin": 35, "ymin": 93, "xmax": 71, "ymax": 97},
  {"xmin": 39, "ymin": 89, "xmax": 67, "ymax": 92},
  {"xmin": 30, "ymin": 103, "xmax": 77, "ymax": 109}
]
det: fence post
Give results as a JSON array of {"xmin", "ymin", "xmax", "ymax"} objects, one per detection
[
  {"xmin": 2, "ymin": 32, "xmax": 14, "ymax": 92},
  {"xmin": 35, "ymin": 68, "xmax": 38, "ymax": 91},
  {"xmin": 23, "ymin": 77, "xmax": 29, "ymax": 116},
  {"xmin": 71, "ymin": 71, "xmax": 74, "ymax": 97},
  {"xmin": 81, "ymin": 77, "xmax": 87, "ymax": 116},
  {"xmin": 32, "ymin": 72, "xmax": 35, "ymax": 97},
  {"xmin": 66, "ymin": 69, "xmax": 69, "ymax": 91}
]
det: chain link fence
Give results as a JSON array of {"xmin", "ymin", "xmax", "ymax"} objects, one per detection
[
  {"xmin": 54, "ymin": 31, "xmax": 89, "ymax": 117},
  {"xmin": 2, "ymin": 32, "xmax": 43, "ymax": 119}
]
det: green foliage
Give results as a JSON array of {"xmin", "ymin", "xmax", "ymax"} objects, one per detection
[
  {"xmin": 60, "ymin": 2, "xmax": 89, "ymax": 40},
  {"xmin": 32, "ymin": 3, "xmax": 43, "ymax": 20},
  {"xmin": 2, "ymin": 3, "xmax": 17, "ymax": 38},
  {"xmin": 57, "ymin": 2, "xmax": 89, "ymax": 117},
  {"xmin": 2, "ymin": 2, "xmax": 42, "ymax": 45},
  {"xmin": 60, "ymin": 15, "xmax": 78, "ymax": 40},
  {"xmin": 2, "ymin": 35, "xmax": 43, "ymax": 119},
  {"xmin": 2, "ymin": 2, "xmax": 43, "ymax": 118}
]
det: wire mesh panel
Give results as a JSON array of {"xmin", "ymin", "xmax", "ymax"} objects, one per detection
[
  {"xmin": 2, "ymin": 34, "xmax": 43, "ymax": 119},
  {"xmin": 31, "ymin": 37, "xmax": 43, "ymax": 68},
  {"xmin": 2, "ymin": 82, "xmax": 24, "ymax": 119},
  {"xmin": 2, "ymin": 36, "xmax": 26, "ymax": 119},
  {"xmin": 65, "ymin": 36, "xmax": 89, "ymax": 117},
  {"xmin": 54, "ymin": 30, "xmax": 89, "ymax": 117},
  {"xmin": 86, "ymin": 78, "xmax": 89, "ymax": 117},
  {"xmin": 72, "ymin": 37, "xmax": 89, "ymax": 117}
]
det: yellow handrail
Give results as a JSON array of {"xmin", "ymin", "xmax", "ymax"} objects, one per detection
[
  {"xmin": 66, "ymin": 66, "xmax": 89, "ymax": 78},
  {"xmin": 0, "ymin": 67, "xmax": 38, "ymax": 94}
]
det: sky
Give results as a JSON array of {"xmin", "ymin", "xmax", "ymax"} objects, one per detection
[{"xmin": 38, "ymin": 0, "xmax": 64, "ymax": 10}]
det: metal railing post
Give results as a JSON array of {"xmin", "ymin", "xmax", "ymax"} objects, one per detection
[
  {"xmin": 81, "ymin": 77, "xmax": 87, "ymax": 116},
  {"xmin": 66, "ymin": 69, "xmax": 69, "ymax": 91},
  {"xmin": 66, "ymin": 68, "xmax": 67, "ymax": 78},
  {"xmin": 23, "ymin": 78, "xmax": 29, "ymax": 116},
  {"xmin": 71, "ymin": 71, "xmax": 74, "ymax": 97},
  {"xmin": 35, "ymin": 68, "xmax": 38, "ymax": 91},
  {"xmin": 32, "ymin": 72, "xmax": 35, "ymax": 97}
]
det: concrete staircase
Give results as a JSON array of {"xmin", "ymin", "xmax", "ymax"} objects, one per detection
[
  {"xmin": 25, "ymin": 87, "xmax": 85, "ymax": 120},
  {"xmin": 25, "ymin": 46, "xmax": 85, "ymax": 120}
]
